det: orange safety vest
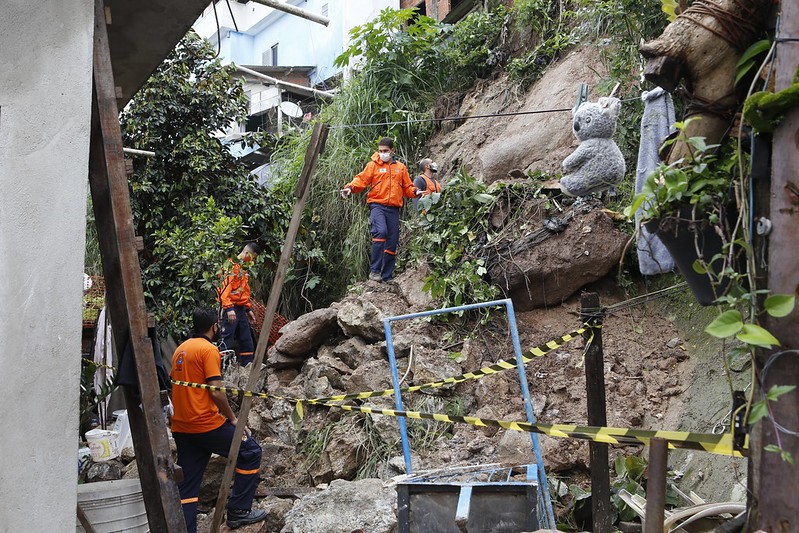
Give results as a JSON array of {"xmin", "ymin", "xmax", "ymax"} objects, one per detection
[
  {"xmin": 345, "ymin": 153, "xmax": 416, "ymax": 207},
  {"xmin": 218, "ymin": 260, "xmax": 252, "ymax": 310},
  {"xmin": 418, "ymin": 174, "xmax": 442, "ymax": 196}
]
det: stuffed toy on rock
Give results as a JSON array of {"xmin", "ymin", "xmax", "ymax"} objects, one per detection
[{"xmin": 560, "ymin": 96, "xmax": 626, "ymax": 197}]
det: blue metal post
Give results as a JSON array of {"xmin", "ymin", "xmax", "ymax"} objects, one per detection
[
  {"xmin": 384, "ymin": 318, "xmax": 413, "ymax": 473},
  {"xmin": 506, "ymin": 301, "xmax": 556, "ymax": 528}
]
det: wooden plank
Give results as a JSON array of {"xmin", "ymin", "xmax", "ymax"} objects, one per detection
[
  {"xmin": 210, "ymin": 122, "xmax": 329, "ymax": 532},
  {"xmin": 76, "ymin": 504, "xmax": 98, "ymax": 533},
  {"xmin": 581, "ymin": 293, "xmax": 612, "ymax": 533},
  {"xmin": 750, "ymin": 1, "xmax": 799, "ymax": 529},
  {"xmin": 643, "ymin": 438, "xmax": 668, "ymax": 533},
  {"xmin": 89, "ymin": 1, "xmax": 185, "ymax": 530}
]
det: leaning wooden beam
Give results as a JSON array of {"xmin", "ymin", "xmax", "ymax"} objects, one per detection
[
  {"xmin": 247, "ymin": 0, "xmax": 329, "ymax": 26},
  {"xmin": 210, "ymin": 122, "xmax": 329, "ymax": 533},
  {"xmin": 89, "ymin": 0, "xmax": 185, "ymax": 530}
]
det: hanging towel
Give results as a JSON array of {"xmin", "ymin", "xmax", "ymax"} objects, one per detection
[
  {"xmin": 93, "ymin": 306, "xmax": 115, "ymax": 423},
  {"xmin": 635, "ymin": 87, "xmax": 676, "ymax": 275}
]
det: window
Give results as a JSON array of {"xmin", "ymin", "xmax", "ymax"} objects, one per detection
[{"xmin": 262, "ymin": 43, "xmax": 278, "ymax": 66}]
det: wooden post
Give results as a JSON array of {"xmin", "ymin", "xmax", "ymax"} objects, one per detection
[
  {"xmin": 643, "ymin": 438, "xmax": 668, "ymax": 533},
  {"xmin": 581, "ymin": 293, "xmax": 612, "ymax": 533},
  {"xmin": 750, "ymin": 2, "xmax": 799, "ymax": 529},
  {"xmin": 210, "ymin": 122, "xmax": 329, "ymax": 532},
  {"xmin": 89, "ymin": 0, "xmax": 185, "ymax": 530}
]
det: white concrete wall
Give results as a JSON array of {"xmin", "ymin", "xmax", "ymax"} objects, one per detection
[{"xmin": 0, "ymin": 1, "xmax": 94, "ymax": 531}]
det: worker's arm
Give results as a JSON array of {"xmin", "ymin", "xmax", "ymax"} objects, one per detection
[
  {"xmin": 208, "ymin": 378, "xmax": 238, "ymax": 426},
  {"xmin": 402, "ymin": 168, "xmax": 421, "ymax": 198},
  {"xmin": 345, "ymin": 162, "xmax": 375, "ymax": 194}
]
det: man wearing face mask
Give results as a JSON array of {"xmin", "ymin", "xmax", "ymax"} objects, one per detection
[
  {"xmin": 340, "ymin": 137, "xmax": 420, "ymax": 282},
  {"xmin": 413, "ymin": 158, "xmax": 443, "ymax": 212},
  {"xmin": 170, "ymin": 308, "xmax": 266, "ymax": 532}
]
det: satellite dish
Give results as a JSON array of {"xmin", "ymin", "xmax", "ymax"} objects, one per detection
[{"xmin": 279, "ymin": 100, "xmax": 304, "ymax": 119}]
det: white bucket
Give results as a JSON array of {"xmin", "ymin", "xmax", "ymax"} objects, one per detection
[
  {"xmin": 77, "ymin": 479, "xmax": 149, "ymax": 532},
  {"xmin": 85, "ymin": 428, "xmax": 118, "ymax": 462}
]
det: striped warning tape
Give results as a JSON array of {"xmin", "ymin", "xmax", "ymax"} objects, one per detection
[
  {"xmin": 169, "ymin": 379, "xmax": 746, "ymax": 457},
  {"xmin": 173, "ymin": 324, "xmax": 596, "ymax": 405},
  {"xmin": 308, "ymin": 400, "xmax": 748, "ymax": 458},
  {"xmin": 302, "ymin": 324, "xmax": 595, "ymax": 405}
]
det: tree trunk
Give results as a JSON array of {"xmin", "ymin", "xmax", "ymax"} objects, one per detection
[{"xmin": 639, "ymin": 0, "xmax": 771, "ymax": 163}]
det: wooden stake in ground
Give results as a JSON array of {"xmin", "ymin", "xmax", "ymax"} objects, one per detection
[
  {"xmin": 750, "ymin": 1, "xmax": 799, "ymax": 529},
  {"xmin": 581, "ymin": 293, "xmax": 612, "ymax": 533},
  {"xmin": 89, "ymin": 0, "xmax": 185, "ymax": 530},
  {"xmin": 210, "ymin": 122, "xmax": 329, "ymax": 533}
]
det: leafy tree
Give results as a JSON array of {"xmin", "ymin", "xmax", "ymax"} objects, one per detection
[{"xmin": 120, "ymin": 32, "xmax": 289, "ymax": 337}]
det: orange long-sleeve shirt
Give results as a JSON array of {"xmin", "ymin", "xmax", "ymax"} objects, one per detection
[{"xmin": 345, "ymin": 153, "xmax": 416, "ymax": 207}]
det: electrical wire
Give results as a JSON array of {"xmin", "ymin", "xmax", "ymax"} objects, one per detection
[
  {"xmin": 759, "ymin": 349, "xmax": 799, "ymax": 437},
  {"xmin": 224, "ymin": 0, "xmax": 239, "ymax": 32},
  {"xmin": 212, "ymin": 0, "xmax": 221, "ymax": 58},
  {"xmin": 602, "ymin": 282, "xmax": 690, "ymax": 316},
  {"xmin": 329, "ymin": 96, "xmax": 640, "ymax": 130}
]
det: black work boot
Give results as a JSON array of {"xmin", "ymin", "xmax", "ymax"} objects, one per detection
[{"xmin": 226, "ymin": 508, "xmax": 267, "ymax": 529}]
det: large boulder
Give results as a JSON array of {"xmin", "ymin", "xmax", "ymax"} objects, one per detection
[
  {"xmin": 426, "ymin": 47, "xmax": 606, "ymax": 183},
  {"xmin": 274, "ymin": 308, "xmax": 340, "ymax": 357},
  {"xmin": 489, "ymin": 207, "xmax": 627, "ymax": 310},
  {"xmin": 394, "ymin": 263, "xmax": 434, "ymax": 310},
  {"xmin": 336, "ymin": 299, "xmax": 384, "ymax": 342},
  {"xmin": 280, "ymin": 478, "xmax": 397, "ymax": 533}
]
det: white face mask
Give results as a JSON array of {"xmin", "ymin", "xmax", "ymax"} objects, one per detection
[{"xmin": 379, "ymin": 152, "xmax": 392, "ymax": 163}]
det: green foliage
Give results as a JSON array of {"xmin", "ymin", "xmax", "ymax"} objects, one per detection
[
  {"xmin": 442, "ymin": 6, "xmax": 508, "ymax": 82},
  {"xmin": 611, "ymin": 454, "xmax": 680, "ymax": 523},
  {"xmin": 410, "ymin": 169, "xmax": 499, "ymax": 312},
  {"xmin": 661, "ymin": 0, "xmax": 678, "ymax": 22},
  {"xmin": 120, "ymin": 32, "xmax": 290, "ymax": 337},
  {"xmin": 143, "ymin": 198, "xmax": 245, "ymax": 336},
  {"xmin": 735, "ymin": 39, "xmax": 771, "ymax": 87},
  {"xmin": 625, "ymin": 120, "xmax": 732, "ymax": 222}
]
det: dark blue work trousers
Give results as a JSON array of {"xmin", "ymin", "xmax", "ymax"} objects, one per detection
[
  {"xmin": 220, "ymin": 305, "xmax": 255, "ymax": 366},
  {"xmin": 369, "ymin": 203, "xmax": 400, "ymax": 280},
  {"xmin": 174, "ymin": 421, "xmax": 262, "ymax": 533}
]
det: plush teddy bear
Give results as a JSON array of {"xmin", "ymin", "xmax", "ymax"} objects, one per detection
[{"xmin": 560, "ymin": 96, "xmax": 626, "ymax": 197}]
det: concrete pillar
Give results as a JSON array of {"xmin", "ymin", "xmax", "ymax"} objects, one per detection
[{"xmin": 0, "ymin": 1, "xmax": 94, "ymax": 531}]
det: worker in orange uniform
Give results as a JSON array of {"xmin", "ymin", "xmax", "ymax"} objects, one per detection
[
  {"xmin": 170, "ymin": 308, "xmax": 266, "ymax": 532},
  {"xmin": 218, "ymin": 242, "xmax": 261, "ymax": 366},
  {"xmin": 340, "ymin": 137, "xmax": 420, "ymax": 282},
  {"xmin": 413, "ymin": 158, "xmax": 443, "ymax": 211}
]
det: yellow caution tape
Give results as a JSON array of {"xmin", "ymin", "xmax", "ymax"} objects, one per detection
[
  {"xmin": 310, "ymin": 400, "xmax": 747, "ymax": 458},
  {"xmin": 303, "ymin": 324, "xmax": 594, "ymax": 405},
  {"xmin": 172, "ymin": 324, "xmax": 596, "ymax": 405}
]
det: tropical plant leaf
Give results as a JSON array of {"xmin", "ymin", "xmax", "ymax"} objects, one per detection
[
  {"xmin": 764, "ymin": 294, "xmax": 795, "ymax": 317},
  {"xmin": 736, "ymin": 324, "xmax": 780, "ymax": 348},
  {"xmin": 704, "ymin": 310, "xmax": 743, "ymax": 338},
  {"xmin": 661, "ymin": 0, "xmax": 678, "ymax": 22},
  {"xmin": 765, "ymin": 384, "xmax": 796, "ymax": 401}
]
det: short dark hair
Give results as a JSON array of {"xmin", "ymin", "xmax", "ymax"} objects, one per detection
[
  {"xmin": 192, "ymin": 308, "xmax": 218, "ymax": 335},
  {"xmin": 378, "ymin": 137, "xmax": 394, "ymax": 149},
  {"xmin": 244, "ymin": 242, "xmax": 262, "ymax": 255}
]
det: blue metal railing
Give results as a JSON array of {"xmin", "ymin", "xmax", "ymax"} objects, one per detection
[{"xmin": 382, "ymin": 298, "xmax": 556, "ymax": 528}]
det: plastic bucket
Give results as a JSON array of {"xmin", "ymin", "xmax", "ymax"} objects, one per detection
[
  {"xmin": 77, "ymin": 479, "xmax": 148, "ymax": 532},
  {"xmin": 85, "ymin": 428, "xmax": 118, "ymax": 462}
]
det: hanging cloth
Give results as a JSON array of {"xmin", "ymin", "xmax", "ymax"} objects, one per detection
[
  {"xmin": 635, "ymin": 87, "xmax": 676, "ymax": 275},
  {"xmin": 92, "ymin": 306, "xmax": 115, "ymax": 425}
]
